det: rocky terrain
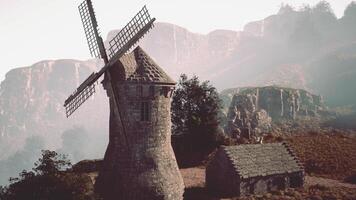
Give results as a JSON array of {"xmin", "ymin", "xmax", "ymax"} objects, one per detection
[{"xmin": 223, "ymin": 86, "xmax": 333, "ymax": 139}]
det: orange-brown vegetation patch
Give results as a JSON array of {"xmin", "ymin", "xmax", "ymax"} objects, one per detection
[
  {"xmin": 180, "ymin": 132, "xmax": 356, "ymax": 199},
  {"xmin": 287, "ymin": 133, "xmax": 356, "ymax": 180}
]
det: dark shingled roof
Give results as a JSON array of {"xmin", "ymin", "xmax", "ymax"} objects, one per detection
[
  {"xmin": 118, "ymin": 46, "xmax": 175, "ymax": 84},
  {"xmin": 222, "ymin": 143, "xmax": 303, "ymax": 179}
]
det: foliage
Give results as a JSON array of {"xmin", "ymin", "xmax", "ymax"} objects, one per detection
[
  {"xmin": 171, "ymin": 74, "xmax": 224, "ymax": 166},
  {"xmin": 313, "ymin": 1, "xmax": 334, "ymax": 14},
  {"xmin": 32, "ymin": 150, "xmax": 71, "ymax": 176},
  {"xmin": 0, "ymin": 150, "xmax": 93, "ymax": 200},
  {"xmin": 344, "ymin": 1, "xmax": 356, "ymax": 19}
]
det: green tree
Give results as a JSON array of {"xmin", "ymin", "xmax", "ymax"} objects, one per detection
[
  {"xmin": 0, "ymin": 150, "xmax": 94, "ymax": 200},
  {"xmin": 33, "ymin": 150, "xmax": 71, "ymax": 176},
  {"xmin": 171, "ymin": 74, "xmax": 223, "ymax": 166}
]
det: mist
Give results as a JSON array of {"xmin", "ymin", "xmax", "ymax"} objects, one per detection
[{"xmin": 0, "ymin": 127, "xmax": 107, "ymax": 186}]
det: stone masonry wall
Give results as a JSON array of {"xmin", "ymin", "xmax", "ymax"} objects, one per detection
[
  {"xmin": 206, "ymin": 149, "xmax": 240, "ymax": 197},
  {"xmin": 95, "ymin": 81, "xmax": 184, "ymax": 200}
]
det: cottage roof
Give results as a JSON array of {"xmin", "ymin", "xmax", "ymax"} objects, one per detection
[
  {"xmin": 118, "ymin": 46, "xmax": 175, "ymax": 84},
  {"xmin": 222, "ymin": 143, "xmax": 303, "ymax": 179}
]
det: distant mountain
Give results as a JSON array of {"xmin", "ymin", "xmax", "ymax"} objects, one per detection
[
  {"xmin": 106, "ymin": 22, "xmax": 241, "ymax": 81},
  {"xmin": 209, "ymin": 2, "xmax": 356, "ymax": 107},
  {"xmin": 1, "ymin": 1, "xmax": 356, "ymax": 167},
  {"xmin": 106, "ymin": 2, "xmax": 356, "ymax": 107},
  {"xmin": 0, "ymin": 59, "xmax": 109, "ymax": 160}
]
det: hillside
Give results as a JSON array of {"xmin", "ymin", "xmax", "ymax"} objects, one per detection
[
  {"xmin": 287, "ymin": 133, "xmax": 356, "ymax": 181},
  {"xmin": 66, "ymin": 132, "xmax": 356, "ymax": 200}
]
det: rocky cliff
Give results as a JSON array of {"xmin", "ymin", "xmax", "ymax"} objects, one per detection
[
  {"xmin": 0, "ymin": 59, "xmax": 109, "ymax": 159},
  {"xmin": 121, "ymin": 3, "xmax": 356, "ymax": 107},
  {"xmin": 224, "ymin": 86, "xmax": 328, "ymax": 139},
  {"xmin": 106, "ymin": 22, "xmax": 241, "ymax": 81}
]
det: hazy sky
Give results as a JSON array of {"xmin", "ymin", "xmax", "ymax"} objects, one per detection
[{"xmin": 0, "ymin": 0, "xmax": 354, "ymax": 81}]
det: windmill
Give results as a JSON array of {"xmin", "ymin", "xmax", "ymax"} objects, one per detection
[
  {"xmin": 64, "ymin": 1, "xmax": 184, "ymax": 199},
  {"xmin": 64, "ymin": 0, "xmax": 155, "ymax": 118}
]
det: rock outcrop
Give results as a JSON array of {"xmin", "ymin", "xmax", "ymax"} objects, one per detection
[{"xmin": 225, "ymin": 86, "xmax": 327, "ymax": 139}]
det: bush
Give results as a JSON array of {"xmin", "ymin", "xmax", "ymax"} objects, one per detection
[{"xmin": 0, "ymin": 150, "xmax": 94, "ymax": 200}]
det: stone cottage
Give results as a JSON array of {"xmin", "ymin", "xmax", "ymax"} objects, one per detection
[
  {"xmin": 95, "ymin": 46, "xmax": 185, "ymax": 200},
  {"xmin": 206, "ymin": 143, "xmax": 304, "ymax": 197}
]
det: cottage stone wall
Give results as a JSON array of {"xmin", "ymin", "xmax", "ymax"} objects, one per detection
[
  {"xmin": 239, "ymin": 173, "xmax": 304, "ymax": 196},
  {"xmin": 206, "ymin": 150, "xmax": 240, "ymax": 197},
  {"xmin": 95, "ymin": 80, "xmax": 184, "ymax": 200}
]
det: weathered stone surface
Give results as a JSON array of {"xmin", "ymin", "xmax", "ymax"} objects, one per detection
[
  {"xmin": 225, "ymin": 92, "xmax": 272, "ymax": 140},
  {"xmin": 224, "ymin": 86, "xmax": 328, "ymax": 139},
  {"xmin": 95, "ymin": 46, "xmax": 184, "ymax": 200}
]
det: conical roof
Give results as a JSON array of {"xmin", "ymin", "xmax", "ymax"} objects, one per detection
[{"xmin": 118, "ymin": 46, "xmax": 175, "ymax": 85}]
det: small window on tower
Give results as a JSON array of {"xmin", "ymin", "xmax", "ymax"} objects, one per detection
[
  {"xmin": 149, "ymin": 86, "xmax": 155, "ymax": 97},
  {"xmin": 140, "ymin": 102, "xmax": 149, "ymax": 121}
]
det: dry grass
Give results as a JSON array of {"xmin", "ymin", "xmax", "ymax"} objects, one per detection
[
  {"xmin": 287, "ymin": 133, "xmax": 356, "ymax": 180},
  {"xmin": 181, "ymin": 132, "xmax": 356, "ymax": 199}
]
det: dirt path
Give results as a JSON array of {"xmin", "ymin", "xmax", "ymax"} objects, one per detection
[
  {"xmin": 180, "ymin": 167, "xmax": 205, "ymax": 188},
  {"xmin": 180, "ymin": 167, "xmax": 356, "ymax": 189},
  {"xmin": 305, "ymin": 176, "xmax": 356, "ymax": 189}
]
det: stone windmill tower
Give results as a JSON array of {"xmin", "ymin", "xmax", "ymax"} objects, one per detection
[
  {"xmin": 64, "ymin": 0, "xmax": 184, "ymax": 199},
  {"xmin": 96, "ymin": 46, "xmax": 184, "ymax": 199}
]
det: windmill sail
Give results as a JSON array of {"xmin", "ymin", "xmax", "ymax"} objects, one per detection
[
  {"xmin": 64, "ymin": 73, "xmax": 97, "ymax": 117},
  {"xmin": 64, "ymin": 1, "xmax": 155, "ymax": 117},
  {"xmin": 107, "ymin": 6, "xmax": 155, "ymax": 62},
  {"xmin": 78, "ymin": 0, "xmax": 106, "ymax": 60}
]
